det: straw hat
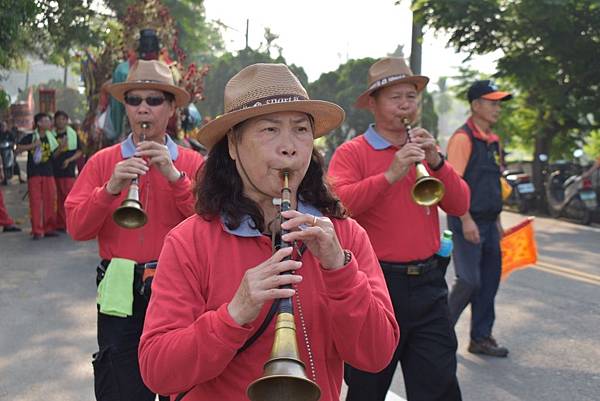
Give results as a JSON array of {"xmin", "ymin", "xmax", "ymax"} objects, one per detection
[
  {"xmin": 197, "ymin": 63, "xmax": 345, "ymax": 150},
  {"xmin": 107, "ymin": 60, "xmax": 190, "ymax": 107},
  {"xmin": 355, "ymin": 57, "xmax": 429, "ymax": 109}
]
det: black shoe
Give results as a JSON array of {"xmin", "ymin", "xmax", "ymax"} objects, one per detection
[
  {"xmin": 3, "ymin": 225, "xmax": 22, "ymax": 232},
  {"xmin": 32, "ymin": 234, "xmax": 42, "ymax": 240},
  {"xmin": 44, "ymin": 231, "xmax": 59, "ymax": 237},
  {"xmin": 468, "ymin": 336, "xmax": 509, "ymax": 357}
]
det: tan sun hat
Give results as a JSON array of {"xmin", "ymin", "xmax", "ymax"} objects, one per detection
[
  {"xmin": 107, "ymin": 59, "xmax": 190, "ymax": 107},
  {"xmin": 355, "ymin": 57, "xmax": 429, "ymax": 109},
  {"xmin": 197, "ymin": 63, "xmax": 345, "ymax": 150}
]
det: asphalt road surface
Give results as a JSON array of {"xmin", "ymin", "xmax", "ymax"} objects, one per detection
[{"xmin": 1, "ymin": 178, "xmax": 599, "ymax": 401}]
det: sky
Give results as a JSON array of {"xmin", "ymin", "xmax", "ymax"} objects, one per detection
[{"xmin": 203, "ymin": 0, "xmax": 502, "ymax": 89}]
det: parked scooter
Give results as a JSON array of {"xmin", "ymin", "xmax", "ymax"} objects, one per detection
[
  {"xmin": 0, "ymin": 136, "xmax": 16, "ymax": 185},
  {"xmin": 503, "ymin": 167, "xmax": 536, "ymax": 213},
  {"xmin": 545, "ymin": 149, "xmax": 597, "ymax": 225}
]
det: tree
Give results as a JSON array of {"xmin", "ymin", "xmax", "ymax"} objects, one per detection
[
  {"xmin": 0, "ymin": 0, "xmax": 37, "ymax": 71},
  {"xmin": 308, "ymin": 58, "xmax": 375, "ymax": 161},
  {"xmin": 197, "ymin": 37, "xmax": 307, "ymax": 121},
  {"xmin": 104, "ymin": 0, "xmax": 223, "ymax": 63},
  {"xmin": 413, "ymin": 0, "xmax": 600, "ymax": 189}
]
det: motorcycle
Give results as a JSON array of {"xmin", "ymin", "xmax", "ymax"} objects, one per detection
[
  {"xmin": 0, "ymin": 136, "xmax": 16, "ymax": 185},
  {"xmin": 502, "ymin": 167, "xmax": 536, "ymax": 213},
  {"xmin": 545, "ymin": 149, "xmax": 597, "ymax": 225}
]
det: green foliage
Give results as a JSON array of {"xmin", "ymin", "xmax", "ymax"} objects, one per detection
[
  {"xmin": 583, "ymin": 130, "xmax": 600, "ymax": 160},
  {"xmin": 0, "ymin": 90, "xmax": 11, "ymax": 112},
  {"xmin": 104, "ymin": 0, "xmax": 223, "ymax": 63},
  {"xmin": 421, "ymin": 91, "xmax": 438, "ymax": 137},
  {"xmin": 308, "ymin": 58, "xmax": 375, "ymax": 160},
  {"xmin": 197, "ymin": 47, "xmax": 307, "ymax": 120},
  {"xmin": 0, "ymin": 0, "xmax": 38, "ymax": 69},
  {"xmin": 414, "ymin": 0, "xmax": 600, "ymax": 160}
]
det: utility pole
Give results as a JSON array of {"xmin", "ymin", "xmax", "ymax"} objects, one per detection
[
  {"xmin": 409, "ymin": 13, "xmax": 423, "ymax": 74},
  {"xmin": 245, "ymin": 19, "xmax": 249, "ymax": 49}
]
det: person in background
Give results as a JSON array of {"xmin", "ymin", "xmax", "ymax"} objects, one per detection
[
  {"xmin": 0, "ymin": 143, "xmax": 21, "ymax": 231},
  {"xmin": 17, "ymin": 113, "xmax": 59, "ymax": 239},
  {"xmin": 52, "ymin": 110, "xmax": 83, "ymax": 232},
  {"xmin": 446, "ymin": 79, "xmax": 513, "ymax": 357},
  {"xmin": 329, "ymin": 57, "xmax": 470, "ymax": 401},
  {"xmin": 65, "ymin": 59, "xmax": 204, "ymax": 401},
  {"xmin": 138, "ymin": 63, "xmax": 398, "ymax": 401}
]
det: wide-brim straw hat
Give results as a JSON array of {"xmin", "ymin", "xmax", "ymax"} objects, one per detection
[
  {"xmin": 197, "ymin": 63, "xmax": 345, "ymax": 150},
  {"xmin": 355, "ymin": 57, "xmax": 429, "ymax": 109},
  {"xmin": 107, "ymin": 60, "xmax": 190, "ymax": 107}
]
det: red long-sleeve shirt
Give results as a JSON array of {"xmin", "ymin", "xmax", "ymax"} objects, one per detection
[
  {"xmin": 328, "ymin": 126, "xmax": 470, "ymax": 262},
  {"xmin": 139, "ymin": 209, "xmax": 399, "ymax": 401},
  {"xmin": 65, "ymin": 135, "xmax": 204, "ymax": 261}
]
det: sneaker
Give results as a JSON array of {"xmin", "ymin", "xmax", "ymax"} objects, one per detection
[
  {"xmin": 468, "ymin": 336, "xmax": 509, "ymax": 357},
  {"xmin": 3, "ymin": 225, "xmax": 22, "ymax": 232}
]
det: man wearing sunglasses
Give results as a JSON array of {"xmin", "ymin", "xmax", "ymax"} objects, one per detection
[{"xmin": 65, "ymin": 60, "xmax": 204, "ymax": 401}]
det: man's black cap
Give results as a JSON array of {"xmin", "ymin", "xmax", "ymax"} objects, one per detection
[{"xmin": 468, "ymin": 80, "xmax": 513, "ymax": 103}]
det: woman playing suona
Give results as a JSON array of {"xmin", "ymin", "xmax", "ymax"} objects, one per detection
[{"xmin": 139, "ymin": 63, "xmax": 399, "ymax": 401}]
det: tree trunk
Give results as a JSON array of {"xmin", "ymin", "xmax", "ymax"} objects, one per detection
[{"xmin": 410, "ymin": 19, "xmax": 423, "ymax": 74}]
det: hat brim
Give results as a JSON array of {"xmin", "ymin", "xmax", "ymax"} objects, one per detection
[
  {"xmin": 354, "ymin": 75, "xmax": 429, "ymax": 109},
  {"xmin": 107, "ymin": 81, "xmax": 191, "ymax": 108},
  {"xmin": 195, "ymin": 100, "xmax": 345, "ymax": 150},
  {"xmin": 481, "ymin": 91, "xmax": 512, "ymax": 101}
]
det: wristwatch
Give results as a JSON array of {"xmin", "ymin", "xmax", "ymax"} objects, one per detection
[
  {"xmin": 342, "ymin": 249, "xmax": 352, "ymax": 266},
  {"xmin": 429, "ymin": 152, "xmax": 445, "ymax": 171}
]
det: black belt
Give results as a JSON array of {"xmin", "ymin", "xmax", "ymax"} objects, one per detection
[
  {"xmin": 380, "ymin": 256, "xmax": 438, "ymax": 276},
  {"xmin": 98, "ymin": 259, "xmax": 157, "ymax": 275}
]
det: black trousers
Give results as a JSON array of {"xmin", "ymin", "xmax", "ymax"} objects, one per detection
[
  {"xmin": 345, "ymin": 260, "xmax": 462, "ymax": 401},
  {"xmin": 93, "ymin": 269, "xmax": 167, "ymax": 401}
]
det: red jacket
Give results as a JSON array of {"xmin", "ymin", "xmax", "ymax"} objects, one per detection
[
  {"xmin": 139, "ymin": 210, "xmax": 399, "ymax": 401},
  {"xmin": 328, "ymin": 126, "xmax": 470, "ymax": 262},
  {"xmin": 65, "ymin": 135, "xmax": 204, "ymax": 262}
]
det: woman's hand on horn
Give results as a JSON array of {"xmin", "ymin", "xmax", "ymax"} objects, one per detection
[
  {"xmin": 227, "ymin": 247, "xmax": 303, "ymax": 326},
  {"xmin": 280, "ymin": 210, "xmax": 346, "ymax": 271}
]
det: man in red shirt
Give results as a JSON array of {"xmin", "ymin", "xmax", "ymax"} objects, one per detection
[
  {"xmin": 446, "ymin": 80, "xmax": 512, "ymax": 358},
  {"xmin": 329, "ymin": 57, "xmax": 470, "ymax": 401},
  {"xmin": 65, "ymin": 60, "xmax": 204, "ymax": 401}
]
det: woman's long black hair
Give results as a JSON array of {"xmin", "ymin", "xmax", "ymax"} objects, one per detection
[{"xmin": 195, "ymin": 133, "xmax": 346, "ymax": 233}]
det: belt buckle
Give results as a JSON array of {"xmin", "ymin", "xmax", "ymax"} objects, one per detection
[{"xmin": 406, "ymin": 265, "xmax": 422, "ymax": 276}]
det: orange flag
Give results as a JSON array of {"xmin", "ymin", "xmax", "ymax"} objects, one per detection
[{"xmin": 501, "ymin": 217, "xmax": 538, "ymax": 280}]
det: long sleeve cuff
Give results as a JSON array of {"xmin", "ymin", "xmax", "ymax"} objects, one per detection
[
  {"xmin": 98, "ymin": 184, "xmax": 120, "ymax": 205},
  {"xmin": 320, "ymin": 255, "xmax": 362, "ymax": 298},
  {"xmin": 208, "ymin": 303, "xmax": 254, "ymax": 350}
]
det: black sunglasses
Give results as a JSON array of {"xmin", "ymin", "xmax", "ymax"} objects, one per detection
[{"xmin": 124, "ymin": 95, "xmax": 167, "ymax": 107}]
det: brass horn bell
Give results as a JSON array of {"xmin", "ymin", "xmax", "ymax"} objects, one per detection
[
  {"xmin": 112, "ymin": 179, "xmax": 148, "ymax": 229},
  {"xmin": 247, "ymin": 312, "xmax": 321, "ymax": 401},
  {"xmin": 412, "ymin": 163, "xmax": 445, "ymax": 207}
]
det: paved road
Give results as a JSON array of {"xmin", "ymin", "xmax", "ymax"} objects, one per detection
[
  {"xmin": 1, "ymin": 177, "xmax": 599, "ymax": 401},
  {"xmin": 387, "ymin": 212, "xmax": 600, "ymax": 401}
]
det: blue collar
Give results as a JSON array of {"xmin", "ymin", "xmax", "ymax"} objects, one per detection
[
  {"xmin": 223, "ymin": 201, "xmax": 323, "ymax": 238},
  {"xmin": 120, "ymin": 133, "xmax": 179, "ymax": 160},
  {"xmin": 364, "ymin": 124, "xmax": 393, "ymax": 150}
]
